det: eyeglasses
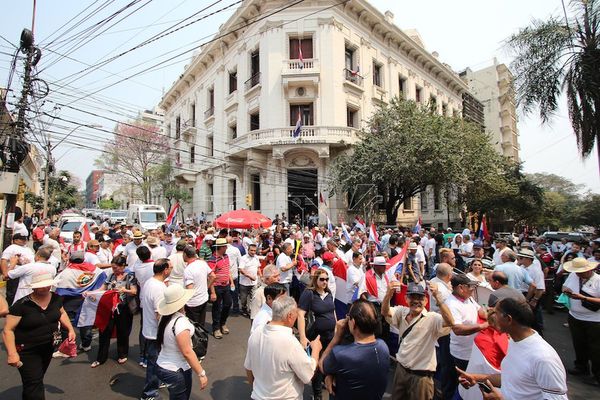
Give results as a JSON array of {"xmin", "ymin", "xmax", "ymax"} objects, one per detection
[{"xmin": 318, "ymin": 278, "xmax": 329, "ymax": 282}]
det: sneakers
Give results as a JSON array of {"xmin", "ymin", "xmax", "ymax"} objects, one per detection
[
  {"xmin": 139, "ymin": 358, "xmax": 147, "ymax": 368},
  {"xmin": 52, "ymin": 351, "xmax": 70, "ymax": 358},
  {"xmin": 213, "ymin": 329, "xmax": 223, "ymax": 339},
  {"xmin": 221, "ymin": 325, "xmax": 230, "ymax": 335},
  {"xmin": 78, "ymin": 345, "xmax": 92, "ymax": 352}
]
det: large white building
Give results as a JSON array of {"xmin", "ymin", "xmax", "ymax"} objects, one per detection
[
  {"xmin": 160, "ymin": 0, "xmax": 469, "ymax": 227},
  {"xmin": 460, "ymin": 59, "xmax": 520, "ymax": 161}
]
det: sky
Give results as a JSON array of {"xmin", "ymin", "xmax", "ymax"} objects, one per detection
[{"xmin": 1, "ymin": 0, "xmax": 598, "ymax": 193}]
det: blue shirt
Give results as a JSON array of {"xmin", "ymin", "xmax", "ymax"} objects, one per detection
[
  {"xmin": 323, "ymin": 339, "xmax": 390, "ymax": 400},
  {"xmin": 494, "ymin": 262, "xmax": 533, "ymax": 290}
]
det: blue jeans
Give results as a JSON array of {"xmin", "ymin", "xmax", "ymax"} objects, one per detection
[
  {"xmin": 142, "ymin": 339, "xmax": 160, "ymax": 399},
  {"xmin": 156, "ymin": 366, "xmax": 192, "ymax": 400},
  {"xmin": 231, "ymin": 277, "xmax": 240, "ymax": 312}
]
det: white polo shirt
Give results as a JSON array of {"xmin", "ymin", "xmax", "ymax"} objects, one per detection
[
  {"xmin": 276, "ymin": 253, "xmax": 293, "ymax": 284},
  {"xmin": 501, "ymin": 332, "xmax": 568, "ymax": 400},
  {"xmin": 250, "ymin": 303, "xmax": 272, "ymax": 334},
  {"xmin": 244, "ymin": 324, "xmax": 316, "ymax": 400},
  {"xmin": 445, "ymin": 294, "xmax": 481, "ymax": 360},
  {"xmin": 184, "ymin": 259, "xmax": 212, "ymax": 307},
  {"xmin": 239, "ymin": 254, "xmax": 261, "ymax": 287},
  {"xmin": 141, "ymin": 277, "xmax": 166, "ymax": 340}
]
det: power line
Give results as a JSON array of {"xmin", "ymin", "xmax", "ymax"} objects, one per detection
[{"xmin": 37, "ymin": 0, "xmax": 104, "ymax": 45}]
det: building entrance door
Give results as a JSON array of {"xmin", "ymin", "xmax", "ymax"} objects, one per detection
[{"xmin": 287, "ymin": 169, "xmax": 318, "ymax": 227}]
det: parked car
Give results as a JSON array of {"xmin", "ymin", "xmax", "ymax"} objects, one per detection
[
  {"xmin": 540, "ymin": 231, "xmax": 589, "ymax": 243},
  {"xmin": 59, "ymin": 217, "xmax": 95, "ymax": 243},
  {"xmin": 109, "ymin": 210, "xmax": 127, "ymax": 225}
]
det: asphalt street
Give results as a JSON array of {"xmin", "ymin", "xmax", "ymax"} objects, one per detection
[{"xmin": 0, "ymin": 300, "xmax": 597, "ymax": 399}]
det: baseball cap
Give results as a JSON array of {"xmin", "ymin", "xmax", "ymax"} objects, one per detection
[
  {"xmin": 451, "ymin": 274, "xmax": 480, "ymax": 287},
  {"xmin": 406, "ymin": 282, "xmax": 426, "ymax": 296},
  {"xmin": 322, "ymin": 252, "xmax": 336, "ymax": 262}
]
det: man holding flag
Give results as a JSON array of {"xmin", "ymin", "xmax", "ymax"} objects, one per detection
[{"xmin": 54, "ymin": 251, "xmax": 107, "ymax": 354}]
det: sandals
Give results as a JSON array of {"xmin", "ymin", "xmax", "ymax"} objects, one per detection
[
  {"xmin": 91, "ymin": 361, "xmax": 101, "ymax": 368},
  {"xmin": 118, "ymin": 358, "xmax": 128, "ymax": 365}
]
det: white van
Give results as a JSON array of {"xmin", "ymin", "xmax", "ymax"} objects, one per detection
[{"xmin": 127, "ymin": 204, "xmax": 167, "ymax": 231}]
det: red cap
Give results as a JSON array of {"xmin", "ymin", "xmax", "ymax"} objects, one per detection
[{"xmin": 322, "ymin": 252, "xmax": 336, "ymax": 262}]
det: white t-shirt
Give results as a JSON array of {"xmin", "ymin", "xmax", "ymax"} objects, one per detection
[
  {"xmin": 8, "ymin": 261, "xmax": 57, "ymax": 304},
  {"xmin": 346, "ymin": 264, "xmax": 364, "ymax": 302},
  {"xmin": 13, "ymin": 221, "xmax": 29, "ymax": 236},
  {"xmin": 250, "ymin": 303, "xmax": 272, "ymax": 334},
  {"xmin": 141, "ymin": 277, "xmax": 166, "ymax": 339},
  {"xmin": 134, "ymin": 261, "xmax": 156, "ymax": 302},
  {"xmin": 520, "ymin": 263, "xmax": 545, "ymax": 292},
  {"xmin": 84, "ymin": 252, "xmax": 100, "ymax": 266},
  {"xmin": 276, "ymin": 253, "xmax": 293, "ymax": 284},
  {"xmin": 429, "ymin": 277, "xmax": 452, "ymax": 313},
  {"xmin": 358, "ymin": 272, "xmax": 389, "ymax": 303},
  {"xmin": 501, "ymin": 332, "xmax": 568, "ymax": 400},
  {"xmin": 424, "ymin": 238, "xmax": 436, "ymax": 258},
  {"xmin": 168, "ymin": 252, "xmax": 186, "ymax": 287},
  {"xmin": 226, "ymin": 245, "xmax": 242, "ymax": 280},
  {"xmin": 184, "ymin": 259, "xmax": 212, "ymax": 307},
  {"xmin": 445, "ymin": 294, "xmax": 481, "ymax": 360},
  {"xmin": 493, "ymin": 247, "xmax": 507, "ymax": 266},
  {"xmin": 239, "ymin": 254, "xmax": 260, "ymax": 287},
  {"xmin": 1, "ymin": 244, "xmax": 35, "ymax": 266},
  {"xmin": 98, "ymin": 247, "xmax": 113, "ymax": 265},
  {"xmin": 459, "ymin": 242, "xmax": 474, "ymax": 257},
  {"xmin": 157, "ymin": 312, "xmax": 194, "ymax": 372},
  {"xmin": 150, "ymin": 245, "xmax": 167, "ymax": 260},
  {"xmin": 563, "ymin": 272, "xmax": 600, "ymax": 322}
]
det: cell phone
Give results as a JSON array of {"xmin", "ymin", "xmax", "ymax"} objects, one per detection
[{"xmin": 478, "ymin": 381, "xmax": 493, "ymax": 394}]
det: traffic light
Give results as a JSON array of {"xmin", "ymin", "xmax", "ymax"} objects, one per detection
[{"xmin": 245, "ymin": 193, "xmax": 253, "ymax": 208}]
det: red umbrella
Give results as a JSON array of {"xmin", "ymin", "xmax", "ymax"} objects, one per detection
[{"xmin": 214, "ymin": 209, "xmax": 272, "ymax": 229}]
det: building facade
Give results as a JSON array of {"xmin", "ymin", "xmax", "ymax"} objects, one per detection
[
  {"xmin": 85, "ymin": 170, "xmax": 103, "ymax": 207},
  {"xmin": 460, "ymin": 59, "xmax": 520, "ymax": 161},
  {"xmin": 160, "ymin": 0, "xmax": 469, "ymax": 227}
]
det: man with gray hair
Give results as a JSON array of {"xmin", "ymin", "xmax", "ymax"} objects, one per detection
[
  {"xmin": 6, "ymin": 246, "xmax": 56, "ymax": 304},
  {"xmin": 344, "ymin": 238, "xmax": 363, "ymax": 265},
  {"xmin": 495, "ymin": 249, "xmax": 536, "ymax": 291},
  {"xmin": 250, "ymin": 264, "xmax": 281, "ymax": 320},
  {"xmin": 245, "ymin": 296, "xmax": 322, "ymax": 400},
  {"xmin": 276, "ymin": 242, "xmax": 297, "ymax": 293}
]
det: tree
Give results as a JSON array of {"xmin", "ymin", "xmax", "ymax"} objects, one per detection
[
  {"xmin": 150, "ymin": 159, "xmax": 192, "ymax": 212},
  {"xmin": 95, "ymin": 121, "xmax": 169, "ymax": 203},
  {"xmin": 330, "ymin": 97, "xmax": 506, "ymax": 224},
  {"xmin": 98, "ymin": 199, "xmax": 117, "ymax": 209},
  {"xmin": 506, "ymin": 0, "xmax": 600, "ymax": 173}
]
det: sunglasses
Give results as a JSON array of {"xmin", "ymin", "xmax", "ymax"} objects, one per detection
[{"xmin": 318, "ymin": 277, "xmax": 329, "ymax": 282}]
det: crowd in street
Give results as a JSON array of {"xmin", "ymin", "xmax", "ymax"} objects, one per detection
[{"xmin": 1, "ymin": 209, "xmax": 600, "ymax": 400}]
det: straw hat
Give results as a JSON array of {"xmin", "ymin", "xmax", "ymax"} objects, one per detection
[
  {"xmin": 370, "ymin": 256, "xmax": 389, "ymax": 266},
  {"xmin": 27, "ymin": 272, "xmax": 56, "ymax": 289},
  {"xmin": 563, "ymin": 257, "xmax": 598, "ymax": 273},
  {"xmin": 214, "ymin": 238, "xmax": 228, "ymax": 247},
  {"xmin": 157, "ymin": 285, "xmax": 195, "ymax": 315},
  {"xmin": 408, "ymin": 242, "xmax": 418, "ymax": 250},
  {"xmin": 146, "ymin": 236, "xmax": 159, "ymax": 246},
  {"xmin": 132, "ymin": 231, "xmax": 145, "ymax": 240}
]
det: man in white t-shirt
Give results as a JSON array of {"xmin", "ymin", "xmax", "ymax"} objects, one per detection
[
  {"xmin": 250, "ymin": 283, "xmax": 286, "ymax": 334},
  {"xmin": 183, "ymin": 245, "xmax": 215, "ymax": 327},
  {"xmin": 492, "ymin": 238, "xmax": 508, "ymax": 266},
  {"xmin": 140, "ymin": 258, "xmax": 170, "ymax": 400},
  {"xmin": 458, "ymin": 297, "xmax": 567, "ymax": 400},
  {"xmin": 344, "ymin": 239, "xmax": 362, "ymax": 265},
  {"xmin": 134, "ymin": 246, "xmax": 156, "ymax": 302},
  {"xmin": 1, "ymin": 233, "xmax": 35, "ymax": 305},
  {"xmin": 147, "ymin": 236, "xmax": 167, "ymax": 260},
  {"xmin": 125, "ymin": 231, "xmax": 148, "ymax": 268},
  {"xmin": 7, "ymin": 246, "xmax": 57, "ymax": 304},
  {"xmin": 346, "ymin": 252, "xmax": 365, "ymax": 302},
  {"xmin": 226, "ymin": 237, "xmax": 243, "ymax": 314},
  {"xmin": 43, "ymin": 227, "xmax": 63, "ymax": 265},
  {"xmin": 276, "ymin": 243, "xmax": 296, "ymax": 293},
  {"xmin": 443, "ymin": 274, "xmax": 488, "ymax": 399},
  {"xmin": 239, "ymin": 244, "xmax": 261, "ymax": 317},
  {"xmin": 517, "ymin": 248, "xmax": 546, "ymax": 335}
]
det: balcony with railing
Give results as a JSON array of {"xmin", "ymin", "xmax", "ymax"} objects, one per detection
[
  {"xmin": 228, "ymin": 126, "xmax": 360, "ymax": 155},
  {"xmin": 344, "ymin": 68, "xmax": 364, "ymax": 86},
  {"xmin": 181, "ymin": 125, "xmax": 197, "ymax": 141},
  {"xmin": 173, "ymin": 162, "xmax": 197, "ymax": 183},
  {"xmin": 245, "ymin": 72, "xmax": 261, "ymax": 93}
]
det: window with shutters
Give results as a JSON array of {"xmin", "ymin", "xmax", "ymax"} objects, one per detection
[
  {"xmin": 290, "ymin": 104, "xmax": 314, "ymax": 126},
  {"xmin": 289, "ymin": 37, "xmax": 313, "ymax": 59}
]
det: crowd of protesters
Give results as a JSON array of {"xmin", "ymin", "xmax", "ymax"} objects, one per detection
[{"xmin": 1, "ymin": 207, "xmax": 599, "ymax": 400}]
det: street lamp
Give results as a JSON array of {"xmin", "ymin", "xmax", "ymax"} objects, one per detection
[{"xmin": 42, "ymin": 123, "xmax": 102, "ymax": 218}]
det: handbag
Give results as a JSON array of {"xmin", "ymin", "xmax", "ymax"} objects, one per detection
[
  {"xmin": 172, "ymin": 317, "xmax": 209, "ymax": 359},
  {"xmin": 580, "ymin": 289, "xmax": 600, "ymax": 312}
]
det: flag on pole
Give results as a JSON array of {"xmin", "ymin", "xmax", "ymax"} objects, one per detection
[
  {"xmin": 319, "ymin": 191, "xmax": 327, "ymax": 207},
  {"xmin": 353, "ymin": 216, "xmax": 366, "ymax": 232},
  {"xmin": 80, "ymin": 221, "xmax": 92, "ymax": 242},
  {"xmin": 292, "ymin": 107, "xmax": 302, "ymax": 139},
  {"xmin": 327, "ymin": 215, "xmax": 334, "ymax": 237},
  {"xmin": 369, "ymin": 223, "xmax": 381, "ymax": 250},
  {"xmin": 341, "ymin": 221, "xmax": 352, "ymax": 244},
  {"xmin": 412, "ymin": 216, "xmax": 422, "ymax": 234},
  {"xmin": 166, "ymin": 202, "xmax": 180, "ymax": 227},
  {"xmin": 351, "ymin": 65, "xmax": 360, "ymax": 76},
  {"xmin": 298, "ymin": 39, "xmax": 304, "ymax": 69}
]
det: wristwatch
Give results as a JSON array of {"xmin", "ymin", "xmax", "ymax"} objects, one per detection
[{"xmin": 198, "ymin": 370, "xmax": 206, "ymax": 378}]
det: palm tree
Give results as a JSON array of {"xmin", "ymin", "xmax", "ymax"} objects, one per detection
[{"xmin": 506, "ymin": 0, "xmax": 600, "ymax": 174}]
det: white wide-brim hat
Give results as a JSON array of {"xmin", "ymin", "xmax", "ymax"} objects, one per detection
[
  {"xmin": 563, "ymin": 257, "xmax": 598, "ymax": 273},
  {"xmin": 157, "ymin": 285, "xmax": 195, "ymax": 315},
  {"xmin": 27, "ymin": 272, "xmax": 56, "ymax": 289}
]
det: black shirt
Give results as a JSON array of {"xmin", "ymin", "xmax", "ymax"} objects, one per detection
[
  {"xmin": 9, "ymin": 293, "xmax": 63, "ymax": 347},
  {"xmin": 299, "ymin": 289, "xmax": 336, "ymax": 339}
]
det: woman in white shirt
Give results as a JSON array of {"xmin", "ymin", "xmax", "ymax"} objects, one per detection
[
  {"xmin": 466, "ymin": 259, "xmax": 492, "ymax": 290},
  {"xmin": 156, "ymin": 285, "xmax": 208, "ymax": 399}
]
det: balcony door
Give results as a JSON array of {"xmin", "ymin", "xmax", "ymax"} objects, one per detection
[
  {"xmin": 290, "ymin": 103, "xmax": 314, "ymax": 126},
  {"xmin": 289, "ymin": 38, "xmax": 313, "ymax": 59}
]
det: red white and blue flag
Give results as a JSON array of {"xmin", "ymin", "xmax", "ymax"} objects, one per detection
[
  {"xmin": 77, "ymin": 290, "xmax": 120, "ymax": 331},
  {"xmin": 327, "ymin": 215, "xmax": 334, "ymax": 237},
  {"xmin": 413, "ymin": 216, "xmax": 422, "ymax": 234},
  {"xmin": 341, "ymin": 221, "xmax": 352, "ymax": 244},
  {"xmin": 166, "ymin": 202, "xmax": 180, "ymax": 226},
  {"xmin": 80, "ymin": 221, "xmax": 92, "ymax": 242},
  {"xmin": 478, "ymin": 215, "xmax": 489, "ymax": 241},
  {"xmin": 353, "ymin": 216, "xmax": 366, "ymax": 232},
  {"xmin": 369, "ymin": 223, "xmax": 381, "ymax": 250},
  {"xmin": 293, "ymin": 109, "xmax": 302, "ymax": 139},
  {"xmin": 298, "ymin": 39, "xmax": 304, "ymax": 69}
]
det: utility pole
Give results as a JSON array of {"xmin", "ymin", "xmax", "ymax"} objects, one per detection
[
  {"xmin": 1, "ymin": 3, "xmax": 38, "ymax": 251},
  {"xmin": 42, "ymin": 136, "xmax": 50, "ymax": 218}
]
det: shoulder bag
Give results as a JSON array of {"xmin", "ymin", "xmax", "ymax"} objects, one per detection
[{"xmin": 172, "ymin": 316, "xmax": 209, "ymax": 359}]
